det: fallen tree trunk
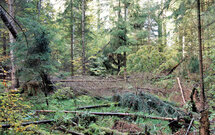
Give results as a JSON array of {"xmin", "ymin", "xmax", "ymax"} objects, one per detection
[
  {"xmin": 76, "ymin": 103, "xmax": 118, "ymax": 110},
  {"xmin": 0, "ymin": 5, "xmax": 17, "ymax": 39},
  {"xmin": 53, "ymin": 79, "xmax": 124, "ymax": 82},
  {"xmin": 34, "ymin": 110, "xmax": 185, "ymax": 122},
  {"xmin": 1, "ymin": 120, "xmax": 54, "ymax": 128}
]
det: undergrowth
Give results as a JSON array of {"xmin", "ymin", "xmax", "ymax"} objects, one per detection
[{"xmin": 20, "ymin": 91, "xmax": 174, "ymax": 134}]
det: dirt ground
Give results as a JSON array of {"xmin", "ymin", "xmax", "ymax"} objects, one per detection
[{"xmin": 52, "ymin": 74, "xmax": 194, "ymax": 106}]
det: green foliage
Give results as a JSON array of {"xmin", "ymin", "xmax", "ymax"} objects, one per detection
[
  {"xmin": 13, "ymin": 17, "xmax": 57, "ymax": 90},
  {"xmin": 52, "ymin": 86, "xmax": 74, "ymax": 100},
  {"xmin": 0, "ymin": 91, "xmax": 34, "ymax": 134},
  {"xmin": 119, "ymin": 92, "xmax": 185, "ymax": 117},
  {"xmin": 188, "ymin": 56, "xmax": 199, "ymax": 73},
  {"xmin": 205, "ymin": 48, "xmax": 215, "ymax": 126},
  {"xmin": 127, "ymin": 46, "xmax": 165, "ymax": 73},
  {"xmin": 154, "ymin": 78, "xmax": 175, "ymax": 90}
]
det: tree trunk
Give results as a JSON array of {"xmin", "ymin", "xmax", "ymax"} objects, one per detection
[
  {"xmin": 197, "ymin": 0, "xmax": 210, "ymax": 134},
  {"xmin": 71, "ymin": 0, "xmax": 75, "ymax": 76},
  {"xmin": 8, "ymin": 0, "xmax": 17, "ymax": 89},
  {"xmin": 123, "ymin": 0, "xmax": 127, "ymax": 81},
  {"xmin": 97, "ymin": 0, "xmax": 100, "ymax": 30},
  {"xmin": 37, "ymin": 0, "xmax": 42, "ymax": 19},
  {"xmin": 3, "ymin": 34, "xmax": 6, "ymax": 56},
  {"xmin": 81, "ymin": 0, "xmax": 86, "ymax": 75},
  {"xmin": 117, "ymin": 0, "xmax": 121, "ymax": 73}
]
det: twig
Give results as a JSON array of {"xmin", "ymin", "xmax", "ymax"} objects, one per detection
[
  {"xmin": 185, "ymin": 118, "xmax": 194, "ymax": 135},
  {"xmin": 177, "ymin": 77, "xmax": 186, "ymax": 104}
]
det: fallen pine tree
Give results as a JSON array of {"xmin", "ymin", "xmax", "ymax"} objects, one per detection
[
  {"xmin": 34, "ymin": 110, "xmax": 188, "ymax": 122},
  {"xmin": 116, "ymin": 92, "xmax": 186, "ymax": 117}
]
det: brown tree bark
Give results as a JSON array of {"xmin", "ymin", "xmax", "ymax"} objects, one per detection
[
  {"xmin": 123, "ymin": 1, "xmax": 127, "ymax": 81},
  {"xmin": 197, "ymin": 0, "xmax": 210, "ymax": 134},
  {"xmin": 0, "ymin": 6, "xmax": 17, "ymax": 39}
]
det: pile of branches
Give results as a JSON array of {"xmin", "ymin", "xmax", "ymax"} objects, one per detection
[{"xmin": 116, "ymin": 92, "xmax": 186, "ymax": 117}]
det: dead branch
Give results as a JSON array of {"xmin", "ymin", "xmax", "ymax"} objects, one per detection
[
  {"xmin": 167, "ymin": 56, "xmax": 187, "ymax": 75},
  {"xmin": 176, "ymin": 77, "xmax": 186, "ymax": 104},
  {"xmin": 185, "ymin": 118, "xmax": 194, "ymax": 135},
  {"xmin": 1, "ymin": 120, "xmax": 54, "ymax": 128},
  {"xmin": 76, "ymin": 103, "xmax": 118, "ymax": 110},
  {"xmin": 34, "ymin": 110, "xmax": 185, "ymax": 122}
]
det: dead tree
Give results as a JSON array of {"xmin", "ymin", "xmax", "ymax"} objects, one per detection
[{"xmin": 197, "ymin": 0, "xmax": 210, "ymax": 134}]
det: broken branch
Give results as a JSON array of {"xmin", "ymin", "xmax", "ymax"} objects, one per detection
[
  {"xmin": 177, "ymin": 77, "xmax": 186, "ymax": 104},
  {"xmin": 185, "ymin": 118, "xmax": 194, "ymax": 135},
  {"xmin": 167, "ymin": 56, "xmax": 187, "ymax": 75}
]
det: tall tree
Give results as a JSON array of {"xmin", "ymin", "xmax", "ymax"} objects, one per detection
[
  {"xmin": 82, "ymin": 0, "xmax": 86, "ymax": 74},
  {"xmin": 71, "ymin": 0, "xmax": 75, "ymax": 76},
  {"xmin": 97, "ymin": 0, "xmax": 100, "ymax": 30},
  {"xmin": 197, "ymin": 0, "xmax": 210, "ymax": 134},
  {"xmin": 8, "ymin": 0, "xmax": 17, "ymax": 89}
]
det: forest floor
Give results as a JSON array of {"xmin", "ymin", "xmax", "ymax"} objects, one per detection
[
  {"xmin": 2, "ymin": 74, "xmax": 214, "ymax": 134},
  {"xmin": 52, "ymin": 73, "xmax": 194, "ymax": 106}
]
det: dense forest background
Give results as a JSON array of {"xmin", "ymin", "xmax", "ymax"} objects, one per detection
[{"xmin": 0, "ymin": 0, "xmax": 214, "ymax": 134}]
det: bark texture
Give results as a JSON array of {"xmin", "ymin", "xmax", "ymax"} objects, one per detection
[{"xmin": 197, "ymin": 0, "xmax": 210, "ymax": 134}]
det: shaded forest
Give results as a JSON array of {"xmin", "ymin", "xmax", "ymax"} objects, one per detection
[{"xmin": 0, "ymin": 0, "xmax": 214, "ymax": 134}]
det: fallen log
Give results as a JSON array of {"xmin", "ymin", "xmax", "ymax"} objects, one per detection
[
  {"xmin": 53, "ymin": 79, "xmax": 124, "ymax": 82},
  {"xmin": 34, "ymin": 110, "xmax": 186, "ymax": 122},
  {"xmin": 1, "ymin": 120, "xmax": 54, "ymax": 128},
  {"xmin": 76, "ymin": 103, "xmax": 118, "ymax": 110},
  {"xmin": 0, "ymin": 5, "xmax": 17, "ymax": 39}
]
